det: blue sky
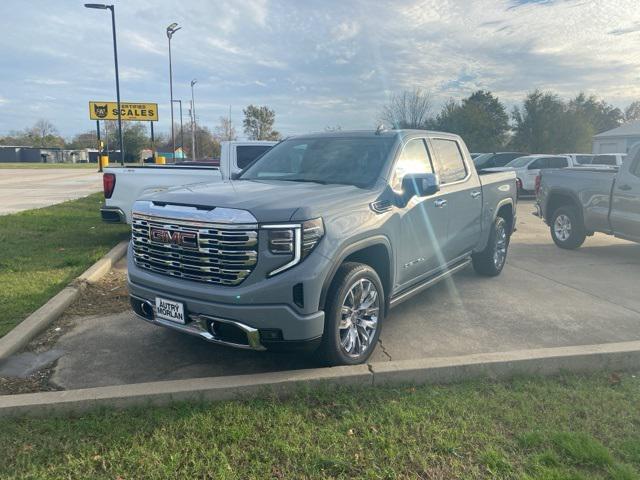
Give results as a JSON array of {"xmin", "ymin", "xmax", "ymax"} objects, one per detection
[{"xmin": 1, "ymin": 0, "xmax": 639, "ymax": 139}]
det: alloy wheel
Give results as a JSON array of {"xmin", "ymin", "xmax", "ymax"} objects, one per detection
[
  {"xmin": 554, "ymin": 214, "xmax": 572, "ymax": 242},
  {"xmin": 493, "ymin": 222, "xmax": 507, "ymax": 269},
  {"xmin": 339, "ymin": 279, "xmax": 379, "ymax": 358}
]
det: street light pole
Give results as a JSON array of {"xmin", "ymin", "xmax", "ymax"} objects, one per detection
[
  {"xmin": 166, "ymin": 23, "xmax": 181, "ymax": 162},
  {"xmin": 172, "ymin": 99, "xmax": 184, "ymax": 155},
  {"xmin": 85, "ymin": 3, "xmax": 124, "ymax": 165},
  {"xmin": 190, "ymin": 79, "xmax": 197, "ymax": 160}
]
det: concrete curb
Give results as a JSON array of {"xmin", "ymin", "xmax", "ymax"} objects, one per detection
[
  {"xmin": 0, "ymin": 365, "xmax": 371, "ymax": 416},
  {"xmin": 1, "ymin": 340, "xmax": 639, "ymax": 417},
  {"xmin": 0, "ymin": 240, "xmax": 129, "ymax": 360}
]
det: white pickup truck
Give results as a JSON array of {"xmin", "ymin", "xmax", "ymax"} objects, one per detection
[{"xmin": 100, "ymin": 141, "xmax": 276, "ymax": 224}]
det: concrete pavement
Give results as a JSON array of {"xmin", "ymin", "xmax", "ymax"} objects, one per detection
[
  {"xmin": 0, "ymin": 168, "xmax": 102, "ymax": 215},
  {"xmin": 5, "ymin": 201, "xmax": 640, "ymax": 390}
]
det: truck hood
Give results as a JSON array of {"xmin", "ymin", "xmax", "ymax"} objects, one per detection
[{"xmin": 140, "ymin": 179, "xmax": 378, "ymax": 223}]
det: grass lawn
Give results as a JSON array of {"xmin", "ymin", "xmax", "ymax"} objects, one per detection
[
  {"xmin": 0, "ymin": 193, "xmax": 129, "ymax": 337},
  {"xmin": 0, "ymin": 162, "xmax": 99, "ymax": 169},
  {"xmin": 1, "ymin": 373, "xmax": 639, "ymax": 479}
]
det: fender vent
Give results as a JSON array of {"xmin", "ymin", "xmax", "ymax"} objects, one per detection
[{"xmin": 370, "ymin": 200, "xmax": 392, "ymax": 213}]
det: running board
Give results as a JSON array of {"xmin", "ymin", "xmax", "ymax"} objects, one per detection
[{"xmin": 389, "ymin": 258, "xmax": 472, "ymax": 308}]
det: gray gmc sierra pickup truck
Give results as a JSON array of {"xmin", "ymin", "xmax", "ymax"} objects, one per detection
[
  {"xmin": 128, "ymin": 130, "xmax": 517, "ymax": 365},
  {"xmin": 536, "ymin": 144, "xmax": 640, "ymax": 249}
]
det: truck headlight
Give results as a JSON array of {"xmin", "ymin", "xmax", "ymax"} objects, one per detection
[{"xmin": 265, "ymin": 218, "xmax": 324, "ymax": 276}]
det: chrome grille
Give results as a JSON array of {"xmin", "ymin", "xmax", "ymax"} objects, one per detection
[{"xmin": 131, "ymin": 214, "xmax": 258, "ymax": 286}]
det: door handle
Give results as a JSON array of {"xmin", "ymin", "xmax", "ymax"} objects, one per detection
[
  {"xmin": 434, "ymin": 199, "xmax": 447, "ymax": 208},
  {"xmin": 618, "ymin": 184, "xmax": 632, "ymax": 191},
  {"xmin": 470, "ymin": 191, "xmax": 481, "ymax": 199}
]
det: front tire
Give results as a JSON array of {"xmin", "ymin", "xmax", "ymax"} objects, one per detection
[
  {"xmin": 550, "ymin": 206, "xmax": 586, "ymax": 249},
  {"xmin": 317, "ymin": 262, "xmax": 384, "ymax": 366},
  {"xmin": 472, "ymin": 216, "xmax": 510, "ymax": 276}
]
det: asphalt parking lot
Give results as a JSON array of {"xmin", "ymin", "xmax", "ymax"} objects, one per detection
[
  {"xmin": 4, "ymin": 200, "xmax": 640, "ymax": 390},
  {"xmin": 0, "ymin": 168, "xmax": 102, "ymax": 215}
]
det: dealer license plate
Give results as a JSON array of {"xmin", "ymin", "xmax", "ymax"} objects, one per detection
[{"xmin": 155, "ymin": 297, "xmax": 186, "ymax": 324}]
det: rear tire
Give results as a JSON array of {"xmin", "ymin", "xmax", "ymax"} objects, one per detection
[
  {"xmin": 317, "ymin": 262, "xmax": 384, "ymax": 366},
  {"xmin": 472, "ymin": 216, "xmax": 510, "ymax": 276},
  {"xmin": 550, "ymin": 206, "xmax": 586, "ymax": 249}
]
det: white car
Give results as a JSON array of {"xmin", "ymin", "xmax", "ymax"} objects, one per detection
[
  {"xmin": 484, "ymin": 154, "xmax": 575, "ymax": 193},
  {"xmin": 100, "ymin": 141, "xmax": 277, "ymax": 224}
]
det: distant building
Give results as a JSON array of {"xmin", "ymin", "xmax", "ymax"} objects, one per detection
[
  {"xmin": 0, "ymin": 146, "xmax": 94, "ymax": 163},
  {"xmin": 592, "ymin": 121, "xmax": 640, "ymax": 154}
]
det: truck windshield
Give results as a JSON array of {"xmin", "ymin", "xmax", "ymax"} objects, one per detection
[{"xmin": 239, "ymin": 136, "xmax": 395, "ymax": 188}]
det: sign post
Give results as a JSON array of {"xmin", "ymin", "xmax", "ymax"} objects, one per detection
[
  {"xmin": 96, "ymin": 120, "xmax": 102, "ymax": 172},
  {"xmin": 150, "ymin": 121, "xmax": 155, "ymax": 164}
]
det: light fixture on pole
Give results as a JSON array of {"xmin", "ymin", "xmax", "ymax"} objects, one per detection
[
  {"xmin": 190, "ymin": 79, "xmax": 197, "ymax": 160},
  {"xmin": 166, "ymin": 22, "xmax": 181, "ymax": 161},
  {"xmin": 85, "ymin": 3, "xmax": 125, "ymax": 165}
]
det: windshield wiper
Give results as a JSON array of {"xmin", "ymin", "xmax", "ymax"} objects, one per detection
[{"xmin": 277, "ymin": 178, "xmax": 330, "ymax": 185}]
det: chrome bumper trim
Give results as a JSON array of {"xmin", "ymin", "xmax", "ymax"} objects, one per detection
[
  {"xmin": 100, "ymin": 206, "xmax": 126, "ymax": 223},
  {"xmin": 130, "ymin": 294, "xmax": 266, "ymax": 351}
]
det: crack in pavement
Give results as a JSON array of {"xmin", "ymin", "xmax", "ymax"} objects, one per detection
[{"xmin": 377, "ymin": 338, "xmax": 392, "ymax": 361}]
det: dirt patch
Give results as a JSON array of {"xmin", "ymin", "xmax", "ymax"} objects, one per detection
[
  {"xmin": 66, "ymin": 266, "xmax": 129, "ymax": 317},
  {"xmin": 0, "ymin": 365, "xmax": 62, "ymax": 395}
]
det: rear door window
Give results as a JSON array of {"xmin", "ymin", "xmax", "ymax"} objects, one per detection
[
  {"xmin": 576, "ymin": 155, "xmax": 594, "ymax": 164},
  {"xmin": 593, "ymin": 155, "xmax": 617, "ymax": 166},
  {"xmin": 547, "ymin": 157, "xmax": 569, "ymax": 168},
  {"xmin": 430, "ymin": 138, "xmax": 467, "ymax": 184},
  {"xmin": 528, "ymin": 158, "xmax": 548, "ymax": 169},
  {"xmin": 236, "ymin": 145, "xmax": 273, "ymax": 169}
]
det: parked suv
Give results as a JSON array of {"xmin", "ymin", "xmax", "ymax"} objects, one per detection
[{"xmin": 128, "ymin": 130, "xmax": 517, "ymax": 365}]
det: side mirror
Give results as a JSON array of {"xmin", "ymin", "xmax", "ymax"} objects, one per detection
[
  {"xmin": 230, "ymin": 171, "xmax": 241, "ymax": 180},
  {"xmin": 401, "ymin": 173, "xmax": 440, "ymax": 198}
]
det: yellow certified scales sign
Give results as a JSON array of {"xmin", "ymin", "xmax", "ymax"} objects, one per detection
[{"xmin": 89, "ymin": 101, "xmax": 158, "ymax": 121}]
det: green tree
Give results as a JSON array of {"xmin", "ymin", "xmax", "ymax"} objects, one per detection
[
  {"xmin": 380, "ymin": 88, "xmax": 432, "ymax": 129},
  {"xmin": 511, "ymin": 91, "xmax": 593, "ymax": 153},
  {"xmin": 432, "ymin": 90, "xmax": 509, "ymax": 151},
  {"xmin": 568, "ymin": 93, "xmax": 622, "ymax": 134},
  {"xmin": 243, "ymin": 105, "xmax": 280, "ymax": 140},
  {"xmin": 194, "ymin": 124, "xmax": 221, "ymax": 158},
  {"xmin": 624, "ymin": 101, "xmax": 640, "ymax": 123},
  {"xmin": 105, "ymin": 121, "xmax": 149, "ymax": 162}
]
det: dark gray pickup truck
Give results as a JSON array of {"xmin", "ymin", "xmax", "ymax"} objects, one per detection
[
  {"xmin": 127, "ymin": 130, "xmax": 517, "ymax": 365},
  {"xmin": 536, "ymin": 145, "xmax": 640, "ymax": 248}
]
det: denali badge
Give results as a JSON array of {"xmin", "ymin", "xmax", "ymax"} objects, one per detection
[{"xmin": 149, "ymin": 228, "xmax": 198, "ymax": 248}]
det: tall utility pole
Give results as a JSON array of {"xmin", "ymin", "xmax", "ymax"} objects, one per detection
[
  {"xmin": 190, "ymin": 79, "xmax": 197, "ymax": 160},
  {"xmin": 85, "ymin": 3, "xmax": 124, "ymax": 165},
  {"xmin": 166, "ymin": 23, "xmax": 181, "ymax": 160}
]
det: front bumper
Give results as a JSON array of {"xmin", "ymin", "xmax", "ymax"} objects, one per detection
[{"xmin": 128, "ymin": 274, "xmax": 326, "ymax": 350}]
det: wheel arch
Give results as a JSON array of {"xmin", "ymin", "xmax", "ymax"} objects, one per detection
[
  {"xmin": 319, "ymin": 236, "xmax": 393, "ymax": 314},
  {"xmin": 495, "ymin": 198, "xmax": 515, "ymax": 235},
  {"xmin": 544, "ymin": 189, "xmax": 583, "ymax": 223}
]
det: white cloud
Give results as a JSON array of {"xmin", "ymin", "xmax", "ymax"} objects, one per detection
[{"xmin": 2, "ymin": 0, "xmax": 640, "ymax": 137}]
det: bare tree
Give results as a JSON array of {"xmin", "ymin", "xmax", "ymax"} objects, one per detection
[
  {"xmin": 380, "ymin": 88, "xmax": 433, "ymax": 129},
  {"xmin": 215, "ymin": 116, "xmax": 237, "ymax": 141}
]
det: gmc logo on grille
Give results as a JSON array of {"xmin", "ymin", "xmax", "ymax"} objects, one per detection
[{"xmin": 149, "ymin": 228, "xmax": 198, "ymax": 248}]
